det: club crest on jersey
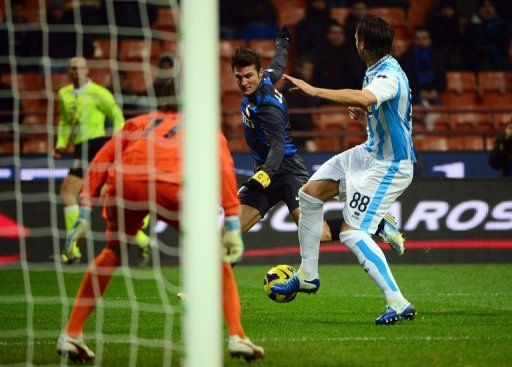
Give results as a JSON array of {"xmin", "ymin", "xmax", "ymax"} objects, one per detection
[{"xmin": 242, "ymin": 103, "xmax": 254, "ymax": 128}]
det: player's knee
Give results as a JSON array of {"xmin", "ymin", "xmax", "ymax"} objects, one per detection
[
  {"xmin": 299, "ymin": 188, "xmax": 324, "ymax": 207},
  {"xmin": 339, "ymin": 229, "xmax": 361, "ymax": 248}
]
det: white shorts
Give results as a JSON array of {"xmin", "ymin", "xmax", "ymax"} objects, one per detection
[{"xmin": 310, "ymin": 145, "xmax": 413, "ymax": 234}]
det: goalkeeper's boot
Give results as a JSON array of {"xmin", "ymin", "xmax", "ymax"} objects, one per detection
[
  {"xmin": 271, "ymin": 271, "xmax": 320, "ymax": 295},
  {"xmin": 375, "ymin": 303, "xmax": 416, "ymax": 325},
  {"xmin": 56, "ymin": 333, "xmax": 95, "ymax": 363},
  {"xmin": 134, "ymin": 230, "xmax": 151, "ymax": 266},
  {"xmin": 228, "ymin": 335, "xmax": 264, "ymax": 361},
  {"xmin": 60, "ymin": 240, "xmax": 82, "ymax": 265},
  {"xmin": 378, "ymin": 214, "xmax": 405, "ymax": 256}
]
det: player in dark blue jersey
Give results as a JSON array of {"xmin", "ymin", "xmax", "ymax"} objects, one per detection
[
  {"xmin": 230, "ymin": 26, "xmax": 404, "ymax": 250},
  {"xmin": 230, "ymin": 26, "xmax": 331, "ymax": 237}
]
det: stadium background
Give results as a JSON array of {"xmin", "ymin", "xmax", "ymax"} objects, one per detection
[{"xmin": 0, "ymin": 0, "xmax": 511, "ymax": 266}]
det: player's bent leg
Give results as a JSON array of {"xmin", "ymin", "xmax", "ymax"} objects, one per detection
[
  {"xmin": 339, "ymin": 224, "xmax": 415, "ymax": 325},
  {"xmin": 272, "ymin": 180, "xmax": 338, "ymax": 296},
  {"xmin": 239, "ymin": 204, "xmax": 262, "ymax": 233}
]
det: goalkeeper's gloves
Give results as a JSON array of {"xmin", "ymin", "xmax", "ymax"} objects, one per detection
[
  {"xmin": 222, "ymin": 216, "xmax": 244, "ymax": 264},
  {"xmin": 61, "ymin": 206, "xmax": 91, "ymax": 264},
  {"xmin": 276, "ymin": 25, "xmax": 292, "ymax": 47},
  {"xmin": 242, "ymin": 170, "xmax": 271, "ymax": 191}
]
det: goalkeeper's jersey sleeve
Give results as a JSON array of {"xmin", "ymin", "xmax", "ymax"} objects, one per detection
[{"xmin": 56, "ymin": 81, "xmax": 125, "ymax": 149}]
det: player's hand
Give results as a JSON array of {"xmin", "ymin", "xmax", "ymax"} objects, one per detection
[
  {"xmin": 61, "ymin": 206, "xmax": 91, "ymax": 264},
  {"xmin": 222, "ymin": 216, "xmax": 244, "ymax": 264},
  {"xmin": 277, "ymin": 25, "xmax": 292, "ymax": 46},
  {"xmin": 243, "ymin": 170, "xmax": 271, "ymax": 191},
  {"xmin": 53, "ymin": 148, "xmax": 63, "ymax": 160},
  {"xmin": 282, "ymin": 74, "xmax": 319, "ymax": 97},
  {"xmin": 348, "ymin": 107, "xmax": 363, "ymax": 120}
]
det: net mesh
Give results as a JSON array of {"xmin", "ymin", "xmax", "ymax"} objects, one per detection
[{"xmin": 0, "ymin": 0, "xmax": 182, "ymax": 365}]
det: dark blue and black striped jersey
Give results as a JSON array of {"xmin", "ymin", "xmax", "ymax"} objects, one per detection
[{"xmin": 239, "ymin": 40, "xmax": 304, "ymax": 178}]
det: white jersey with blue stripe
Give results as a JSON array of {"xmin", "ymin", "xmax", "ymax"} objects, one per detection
[{"xmin": 362, "ymin": 55, "xmax": 416, "ymax": 163}]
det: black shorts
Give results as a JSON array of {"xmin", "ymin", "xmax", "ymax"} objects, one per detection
[
  {"xmin": 239, "ymin": 173, "xmax": 308, "ymax": 217},
  {"xmin": 68, "ymin": 137, "xmax": 110, "ymax": 178}
]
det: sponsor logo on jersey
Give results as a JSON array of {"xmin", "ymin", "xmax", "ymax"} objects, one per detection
[{"xmin": 242, "ymin": 103, "xmax": 254, "ymax": 128}]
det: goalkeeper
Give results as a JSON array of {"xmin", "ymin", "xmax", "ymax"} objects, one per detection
[
  {"xmin": 232, "ymin": 27, "xmax": 404, "ymax": 253},
  {"xmin": 54, "ymin": 57, "xmax": 150, "ymax": 264},
  {"xmin": 56, "ymin": 81, "xmax": 263, "ymax": 363}
]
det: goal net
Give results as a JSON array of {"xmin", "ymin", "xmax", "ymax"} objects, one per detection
[{"xmin": 0, "ymin": 0, "xmax": 220, "ymax": 365}]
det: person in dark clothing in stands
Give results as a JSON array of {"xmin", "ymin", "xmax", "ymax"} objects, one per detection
[
  {"xmin": 316, "ymin": 23, "xmax": 365, "ymax": 92},
  {"xmin": 463, "ymin": 0, "xmax": 510, "ymax": 71},
  {"xmin": 282, "ymin": 57, "xmax": 318, "ymax": 150},
  {"xmin": 344, "ymin": 0, "xmax": 369, "ymax": 50},
  {"xmin": 296, "ymin": 0, "xmax": 337, "ymax": 61},
  {"xmin": 426, "ymin": 1, "xmax": 464, "ymax": 69},
  {"xmin": 489, "ymin": 122, "xmax": 512, "ymax": 177},
  {"xmin": 400, "ymin": 29, "xmax": 446, "ymax": 106}
]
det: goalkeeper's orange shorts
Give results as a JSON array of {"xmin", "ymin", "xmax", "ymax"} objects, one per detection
[{"xmin": 104, "ymin": 178, "xmax": 180, "ymax": 248}]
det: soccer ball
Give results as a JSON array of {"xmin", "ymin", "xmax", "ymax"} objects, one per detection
[{"xmin": 263, "ymin": 265, "xmax": 298, "ymax": 303}]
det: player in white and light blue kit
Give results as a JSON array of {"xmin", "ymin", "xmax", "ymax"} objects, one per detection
[{"xmin": 272, "ymin": 15, "xmax": 416, "ymax": 325}]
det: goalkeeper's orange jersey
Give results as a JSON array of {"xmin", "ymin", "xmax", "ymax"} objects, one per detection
[{"xmin": 81, "ymin": 111, "xmax": 239, "ymax": 216}]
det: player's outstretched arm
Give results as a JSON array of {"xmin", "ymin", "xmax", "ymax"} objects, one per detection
[
  {"xmin": 282, "ymin": 74, "xmax": 378, "ymax": 108},
  {"xmin": 267, "ymin": 25, "xmax": 291, "ymax": 84}
]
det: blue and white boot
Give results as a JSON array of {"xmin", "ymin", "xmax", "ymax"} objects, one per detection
[
  {"xmin": 271, "ymin": 270, "xmax": 320, "ymax": 295},
  {"xmin": 375, "ymin": 303, "xmax": 417, "ymax": 325},
  {"xmin": 378, "ymin": 214, "xmax": 405, "ymax": 256}
]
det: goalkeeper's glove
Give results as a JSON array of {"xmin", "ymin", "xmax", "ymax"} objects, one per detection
[
  {"xmin": 242, "ymin": 170, "xmax": 271, "ymax": 191},
  {"xmin": 61, "ymin": 206, "xmax": 91, "ymax": 264},
  {"xmin": 222, "ymin": 216, "xmax": 244, "ymax": 264},
  {"xmin": 276, "ymin": 25, "xmax": 292, "ymax": 47}
]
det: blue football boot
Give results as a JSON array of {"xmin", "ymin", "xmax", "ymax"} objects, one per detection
[
  {"xmin": 270, "ymin": 274, "xmax": 320, "ymax": 295},
  {"xmin": 375, "ymin": 303, "xmax": 417, "ymax": 325}
]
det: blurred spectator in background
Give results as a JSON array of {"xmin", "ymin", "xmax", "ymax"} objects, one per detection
[
  {"xmin": 316, "ymin": 23, "xmax": 365, "ymax": 91},
  {"xmin": 236, "ymin": 0, "xmax": 278, "ymax": 40},
  {"xmin": 463, "ymin": 0, "xmax": 510, "ymax": 70},
  {"xmin": 220, "ymin": 0, "xmax": 240, "ymax": 38},
  {"xmin": 60, "ymin": 0, "xmax": 106, "ymax": 26},
  {"xmin": 364, "ymin": 0, "xmax": 409, "ymax": 6},
  {"xmin": 108, "ymin": 71, "xmax": 143, "ymax": 117},
  {"xmin": 296, "ymin": 0, "xmax": 337, "ymax": 61},
  {"xmin": 31, "ymin": 0, "xmax": 95, "ymax": 67},
  {"xmin": 152, "ymin": 54, "xmax": 176, "ymax": 98},
  {"xmin": 0, "ymin": 81, "xmax": 15, "ymax": 125},
  {"xmin": 282, "ymin": 57, "xmax": 318, "ymax": 151},
  {"xmin": 11, "ymin": 0, "xmax": 34, "ymax": 67},
  {"xmin": 427, "ymin": 1, "xmax": 464, "ymax": 69},
  {"xmin": 489, "ymin": 122, "xmax": 512, "ymax": 177},
  {"xmin": 400, "ymin": 29, "xmax": 446, "ymax": 106},
  {"xmin": 109, "ymin": 0, "xmax": 157, "ymax": 35},
  {"xmin": 344, "ymin": 0, "xmax": 368, "ymax": 50}
]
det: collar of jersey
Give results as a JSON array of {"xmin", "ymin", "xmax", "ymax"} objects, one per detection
[
  {"xmin": 72, "ymin": 79, "xmax": 92, "ymax": 95},
  {"xmin": 366, "ymin": 54, "xmax": 392, "ymax": 74}
]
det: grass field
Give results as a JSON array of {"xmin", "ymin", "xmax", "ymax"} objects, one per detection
[{"xmin": 1, "ymin": 264, "xmax": 511, "ymax": 366}]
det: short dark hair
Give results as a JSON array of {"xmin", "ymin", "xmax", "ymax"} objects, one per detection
[
  {"xmin": 356, "ymin": 15, "xmax": 393, "ymax": 60},
  {"xmin": 231, "ymin": 47, "xmax": 262, "ymax": 72}
]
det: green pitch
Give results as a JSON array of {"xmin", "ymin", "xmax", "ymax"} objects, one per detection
[{"xmin": 1, "ymin": 264, "xmax": 511, "ymax": 366}]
